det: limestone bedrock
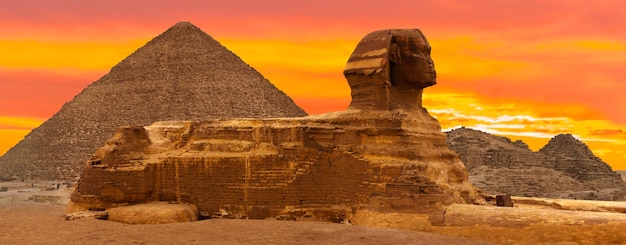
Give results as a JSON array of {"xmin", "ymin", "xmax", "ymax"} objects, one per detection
[{"xmin": 70, "ymin": 29, "xmax": 481, "ymax": 225}]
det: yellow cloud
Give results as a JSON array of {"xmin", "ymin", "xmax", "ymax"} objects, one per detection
[
  {"xmin": 0, "ymin": 117, "xmax": 43, "ymax": 155},
  {"xmin": 425, "ymin": 92, "xmax": 626, "ymax": 170},
  {"xmin": 429, "ymin": 37, "xmax": 540, "ymax": 81},
  {"xmin": 0, "ymin": 129, "xmax": 31, "ymax": 156},
  {"xmin": 0, "ymin": 116, "xmax": 43, "ymax": 129},
  {"xmin": 221, "ymin": 39, "xmax": 355, "ymax": 98},
  {"xmin": 222, "ymin": 39, "xmax": 355, "ymax": 72},
  {"xmin": 427, "ymin": 36, "xmax": 626, "ymax": 85},
  {"xmin": 535, "ymin": 39, "xmax": 626, "ymax": 54},
  {"xmin": 0, "ymin": 39, "xmax": 147, "ymax": 70}
]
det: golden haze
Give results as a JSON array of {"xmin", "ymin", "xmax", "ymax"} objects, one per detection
[{"xmin": 0, "ymin": 32, "xmax": 624, "ymax": 170}]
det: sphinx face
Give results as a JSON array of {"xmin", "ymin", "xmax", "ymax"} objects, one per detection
[
  {"xmin": 343, "ymin": 29, "xmax": 437, "ymax": 110},
  {"xmin": 389, "ymin": 33, "xmax": 436, "ymax": 89}
]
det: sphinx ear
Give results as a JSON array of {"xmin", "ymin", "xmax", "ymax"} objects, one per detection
[{"xmin": 389, "ymin": 43, "xmax": 401, "ymax": 64}]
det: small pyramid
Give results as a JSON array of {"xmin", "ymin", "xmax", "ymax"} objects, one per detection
[
  {"xmin": 446, "ymin": 129, "xmax": 625, "ymax": 200},
  {"xmin": 539, "ymin": 134, "xmax": 596, "ymax": 159},
  {"xmin": 0, "ymin": 21, "xmax": 307, "ymax": 180}
]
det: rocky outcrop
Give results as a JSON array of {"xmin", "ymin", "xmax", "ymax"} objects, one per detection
[
  {"xmin": 447, "ymin": 127, "xmax": 626, "ymax": 200},
  {"xmin": 69, "ymin": 29, "xmax": 481, "ymax": 224},
  {"xmin": 0, "ymin": 22, "xmax": 306, "ymax": 181}
]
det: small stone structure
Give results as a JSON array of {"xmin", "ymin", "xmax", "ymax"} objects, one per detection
[
  {"xmin": 495, "ymin": 194, "xmax": 513, "ymax": 207},
  {"xmin": 69, "ymin": 29, "xmax": 481, "ymax": 224},
  {"xmin": 30, "ymin": 195, "xmax": 64, "ymax": 204}
]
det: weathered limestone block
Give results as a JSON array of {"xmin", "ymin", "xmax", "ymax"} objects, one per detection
[
  {"xmin": 65, "ymin": 211, "xmax": 109, "ymax": 221},
  {"xmin": 107, "ymin": 202, "xmax": 198, "ymax": 224},
  {"xmin": 70, "ymin": 29, "xmax": 481, "ymax": 225}
]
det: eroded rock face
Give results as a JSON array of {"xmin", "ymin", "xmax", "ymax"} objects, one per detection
[
  {"xmin": 70, "ymin": 29, "xmax": 480, "ymax": 224},
  {"xmin": 447, "ymin": 127, "xmax": 626, "ymax": 200}
]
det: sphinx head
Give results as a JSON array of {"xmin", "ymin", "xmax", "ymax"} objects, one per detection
[{"xmin": 344, "ymin": 29, "xmax": 436, "ymax": 111}]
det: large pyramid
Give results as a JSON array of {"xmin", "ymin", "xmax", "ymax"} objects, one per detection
[{"xmin": 0, "ymin": 22, "xmax": 307, "ymax": 181}]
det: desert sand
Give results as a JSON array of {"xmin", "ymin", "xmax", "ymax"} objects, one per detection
[
  {"xmin": 0, "ymin": 181, "xmax": 494, "ymax": 245},
  {"xmin": 3, "ymin": 181, "xmax": 626, "ymax": 244}
]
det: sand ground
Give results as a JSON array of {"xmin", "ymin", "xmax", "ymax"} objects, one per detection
[
  {"xmin": 0, "ymin": 181, "xmax": 494, "ymax": 245},
  {"xmin": 3, "ymin": 181, "xmax": 626, "ymax": 245}
]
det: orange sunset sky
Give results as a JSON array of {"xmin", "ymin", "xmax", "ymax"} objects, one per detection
[{"xmin": 0, "ymin": 1, "xmax": 625, "ymax": 170}]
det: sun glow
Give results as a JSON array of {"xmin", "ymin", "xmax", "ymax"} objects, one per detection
[{"xmin": 1, "ymin": 2, "xmax": 625, "ymax": 169}]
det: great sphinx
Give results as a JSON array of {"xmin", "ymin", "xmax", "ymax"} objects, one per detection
[{"xmin": 69, "ymin": 29, "xmax": 481, "ymax": 225}]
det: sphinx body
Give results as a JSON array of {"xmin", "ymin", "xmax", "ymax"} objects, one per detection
[{"xmin": 69, "ymin": 29, "xmax": 480, "ymax": 225}]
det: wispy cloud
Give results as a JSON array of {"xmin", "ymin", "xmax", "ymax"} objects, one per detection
[{"xmin": 0, "ymin": 116, "xmax": 43, "ymax": 130}]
